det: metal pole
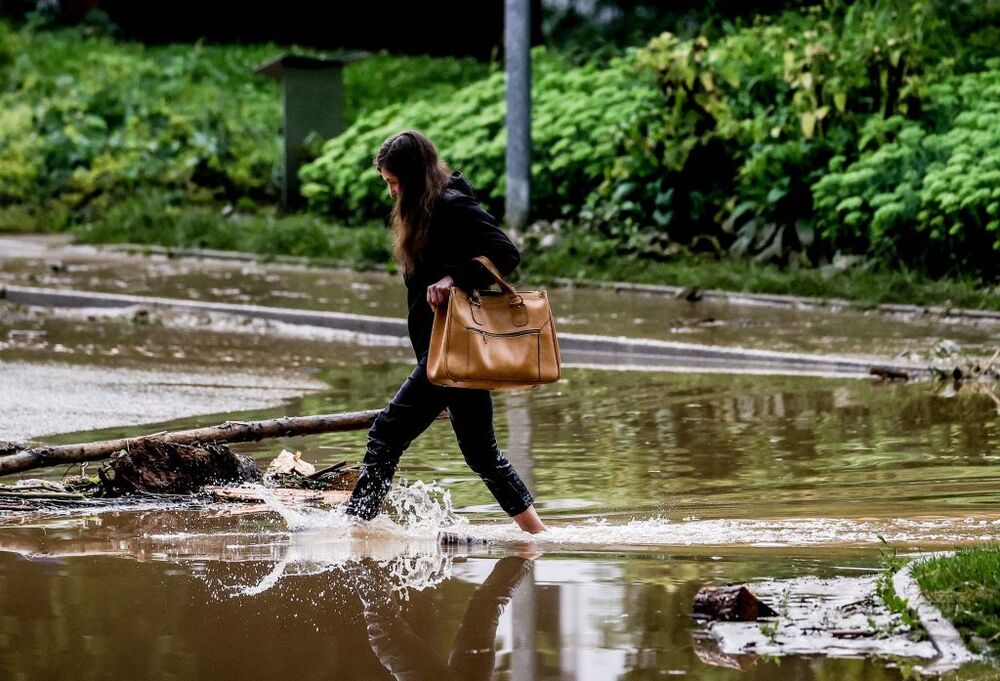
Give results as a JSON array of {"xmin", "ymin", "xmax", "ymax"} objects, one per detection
[{"xmin": 505, "ymin": 0, "xmax": 531, "ymax": 235}]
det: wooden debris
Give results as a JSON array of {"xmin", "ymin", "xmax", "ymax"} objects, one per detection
[
  {"xmin": 263, "ymin": 450, "xmax": 360, "ymax": 491},
  {"xmin": 0, "ymin": 442, "xmax": 23, "ymax": 457},
  {"xmin": 0, "ymin": 408, "xmax": 448, "ymax": 477},
  {"xmin": 693, "ymin": 585, "xmax": 778, "ymax": 621},
  {"xmin": 438, "ymin": 531, "xmax": 488, "ymax": 546},
  {"xmin": 97, "ymin": 441, "xmax": 262, "ymax": 496}
]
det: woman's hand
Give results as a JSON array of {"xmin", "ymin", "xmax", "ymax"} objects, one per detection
[{"xmin": 426, "ymin": 275, "xmax": 456, "ymax": 308}]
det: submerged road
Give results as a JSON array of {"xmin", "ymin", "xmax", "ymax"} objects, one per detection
[
  {"xmin": 0, "ymin": 359, "xmax": 327, "ymax": 443},
  {"xmin": 1, "ymin": 283, "xmax": 929, "ymax": 379}
]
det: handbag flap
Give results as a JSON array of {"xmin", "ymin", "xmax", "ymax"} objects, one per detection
[{"xmin": 450, "ymin": 289, "xmax": 553, "ymax": 334}]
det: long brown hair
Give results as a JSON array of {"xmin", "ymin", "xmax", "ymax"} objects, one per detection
[{"xmin": 374, "ymin": 130, "xmax": 452, "ymax": 275}]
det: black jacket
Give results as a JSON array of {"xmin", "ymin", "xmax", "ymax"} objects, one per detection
[{"xmin": 403, "ymin": 172, "xmax": 521, "ymax": 361}]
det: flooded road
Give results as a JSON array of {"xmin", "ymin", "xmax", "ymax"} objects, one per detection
[
  {"xmin": 0, "ymin": 525, "xmax": 918, "ymax": 681},
  {"xmin": 2, "ymin": 235, "xmax": 997, "ymax": 359},
  {"xmin": 1, "ymin": 235, "xmax": 998, "ymax": 679}
]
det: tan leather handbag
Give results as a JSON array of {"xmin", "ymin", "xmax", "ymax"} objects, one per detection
[{"xmin": 427, "ymin": 256, "xmax": 561, "ymax": 390}]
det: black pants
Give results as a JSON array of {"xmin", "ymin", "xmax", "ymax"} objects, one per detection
[{"xmin": 345, "ymin": 360, "xmax": 534, "ymax": 520}]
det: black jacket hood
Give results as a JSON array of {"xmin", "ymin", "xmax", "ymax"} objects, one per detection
[{"xmin": 445, "ymin": 171, "xmax": 476, "ymax": 199}]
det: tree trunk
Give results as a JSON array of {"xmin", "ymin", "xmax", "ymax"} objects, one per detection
[{"xmin": 1, "ymin": 408, "xmax": 445, "ymax": 477}]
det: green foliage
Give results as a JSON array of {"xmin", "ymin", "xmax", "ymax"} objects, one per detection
[
  {"xmin": 7, "ymin": 3, "xmax": 1000, "ymax": 282},
  {"xmin": 813, "ymin": 66, "xmax": 1000, "ymax": 277},
  {"xmin": 875, "ymin": 537, "xmax": 924, "ymax": 633},
  {"xmin": 610, "ymin": 0, "xmax": 973, "ymax": 267},
  {"xmin": 0, "ymin": 23, "xmax": 282, "ymax": 221},
  {"xmin": 300, "ymin": 49, "xmax": 660, "ymax": 222},
  {"xmin": 0, "ymin": 22, "xmax": 496, "ymax": 230},
  {"xmin": 74, "ymin": 191, "xmax": 392, "ymax": 267},
  {"xmin": 342, "ymin": 52, "xmax": 494, "ymax": 123}
]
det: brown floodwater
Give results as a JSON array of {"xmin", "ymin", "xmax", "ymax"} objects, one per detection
[
  {"xmin": 1, "ymin": 235, "xmax": 997, "ymax": 360},
  {"xmin": 2, "ymin": 237, "xmax": 999, "ymax": 679}
]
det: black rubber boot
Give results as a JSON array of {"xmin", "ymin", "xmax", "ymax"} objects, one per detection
[{"xmin": 344, "ymin": 436, "xmax": 402, "ymax": 520}]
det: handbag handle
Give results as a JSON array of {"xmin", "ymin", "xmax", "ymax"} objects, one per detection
[{"xmin": 471, "ymin": 256, "xmax": 521, "ymax": 302}]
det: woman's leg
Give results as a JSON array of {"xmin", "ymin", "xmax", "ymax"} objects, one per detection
[
  {"xmin": 446, "ymin": 389, "xmax": 546, "ymax": 533},
  {"xmin": 345, "ymin": 362, "xmax": 448, "ymax": 520},
  {"xmin": 510, "ymin": 506, "xmax": 547, "ymax": 534}
]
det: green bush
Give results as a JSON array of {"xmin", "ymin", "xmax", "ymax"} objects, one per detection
[
  {"xmin": 0, "ymin": 22, "xmax": 498, "ymax": 231},
  {"xmin": 1, "ymin": 24, "xmax": 282, "ymax": 217},
  {"xmin": 342, "ymin": 52, "xmax": 494, "ymax": 123},
  {"xmin": 813, "ymin": 66, "xmax": 1000, "ymax": 277},
  {"xmin": 299, "ymin": 48, "xmax": 660, "ymax": 222},
  {"xmin": 604, "ymin": 0, "xmax": 966, "ymax": 266}
]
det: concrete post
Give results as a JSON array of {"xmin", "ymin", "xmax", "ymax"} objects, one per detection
[{"xmin": 505, "ymin": 0, "xmax": 531, "ymax": 235}]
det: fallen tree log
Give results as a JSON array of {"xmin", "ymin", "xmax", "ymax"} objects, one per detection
[{"xmin": 1, "ymin": 409, "xmax": 447, "ymax": 477}]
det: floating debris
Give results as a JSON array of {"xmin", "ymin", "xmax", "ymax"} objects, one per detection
[
  {"xmin": 266, "ymin": 449, "xmax": 316, "ymax": 477},
  {"xmin": 695, "ymin": 575, "xmax": 936, "ymax": 664},
  {"xmin": 693, "ymin": 585, "xmax": 777, "ymax": 621},
  {"xmin": 98, "ymin": 441, "xmax": 262, "ymax": 496}
]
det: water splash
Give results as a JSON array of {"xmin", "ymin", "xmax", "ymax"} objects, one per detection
[
  {"xmin": 469, "ymin": 515, "xmax": 1000, "ymax": 547},
  {"xmin": 383, "ymin": 479, "xmax": 467, "ymax": 536},
  {"xmin": 253, "ymin": 479, "xmax": 466, "ymax": 537},
  {"xmin": 206, "ymin": 481, "xmax": 466, "ymax": 598}
]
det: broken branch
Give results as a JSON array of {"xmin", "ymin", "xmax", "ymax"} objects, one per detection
[{"xmin": 1, "ymin": 409, "xmax": 447, "ymax": 477}]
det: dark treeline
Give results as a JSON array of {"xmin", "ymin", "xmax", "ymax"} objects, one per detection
[
  {"xmin": 0, "ymin": 0, "xmax": 537, "ymax": 58},
  {"xmin": 2, "ymin": 0, "xmax": 817, "ymax": 58}
]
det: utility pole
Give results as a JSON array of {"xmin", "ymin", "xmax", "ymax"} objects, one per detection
[{"xmin": 505, "ymin": 0, "xmax": 531, "ymax": 235}]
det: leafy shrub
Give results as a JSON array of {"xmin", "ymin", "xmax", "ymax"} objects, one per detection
[
  {"xmin": 813, "ymin": 67, "xmax": 1000, "ymax": 277},
  {"xmin": 299, "ymin": 48, "xmax": 660, "ymax": 222},
  {"xmin": 2, "ymin": 26, "xmax": 282, "ymax": 218},
  {"xmin": 609, "ymin": 0, "xmax": 965, "ymax": 265},
  {"xmin": 342, "ymin": 52, "xmax": 494, "ymax": 123},
  {"xmin": 0, "ymin": 22, "xmax": 498, "ymax": 231}
]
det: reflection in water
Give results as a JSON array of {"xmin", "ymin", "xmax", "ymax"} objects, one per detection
[
  {"xmin": 3, "ymin": 245, "xmax": 999, "ymax": 679},
  {"xmin": 354, "ymin": 556, "xmax": 533, "ymax": 681},
  {"xmin": 0, "ymin": 511, "xmax": 935, "ymax": 680}
]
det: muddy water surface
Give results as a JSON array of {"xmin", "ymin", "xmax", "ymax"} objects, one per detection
[
  {"xmin": 2, "ymin": 356, "xmax": 998, "ymax": 679},
  {"xmin": 1, "ymin": 237, "xmax": 999, "ymax": 679},
  {"xmin": 0, "ymin": 520, "xmax": 919, "ymax": 681},
  {"xmin": 2, "ymin": 235, "xmax": 997, "ymax": 359}
]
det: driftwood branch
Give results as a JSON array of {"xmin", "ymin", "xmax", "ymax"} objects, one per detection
[{"xmin": 1, "ymin": 409, "xmax": 446, "ymax": 477}]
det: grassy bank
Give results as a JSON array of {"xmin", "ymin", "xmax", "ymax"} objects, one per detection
[
  {"xmin": 65, "ymin": 201, "xmax": 1000, "ymax": 312},
  {"xmin": 72, "ymin": 194, "xmax": 392, "ymax": 270},
  {"xmin": 519, "ymin": 236, "xmax": 1000, "ymax": 311},
  {"xmin": 913, "ymin": 546, "xmax": 1000, "ymax": 658}
]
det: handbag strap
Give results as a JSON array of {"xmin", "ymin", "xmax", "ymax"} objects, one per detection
[{"xmin": 472, "ymin": 256, "xmax": 519, "ymax": 298}]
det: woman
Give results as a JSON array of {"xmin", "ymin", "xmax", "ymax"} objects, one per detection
[{"xmin": 344, "ymin": 130, "xmax": 547, "ymax": 534}]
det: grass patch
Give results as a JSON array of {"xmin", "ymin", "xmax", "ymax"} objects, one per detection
[
  {"xmin": 875, "ymin": 537, "xmax": 925, "ymax": 636},
  {"xmin": 72, "ymin": 192, "xmax": 392, "ymax": 270},
  {"xmin": 913, "ymin": 545, "xmax": 1000, "ymax": 657},
  {"xmin": 517, "ymin": 235, "xmax": 1000, "ymax": 311},
  {"xmin": 65, "ymin": 195, "xmax": 1000, "ymax": 311}
]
